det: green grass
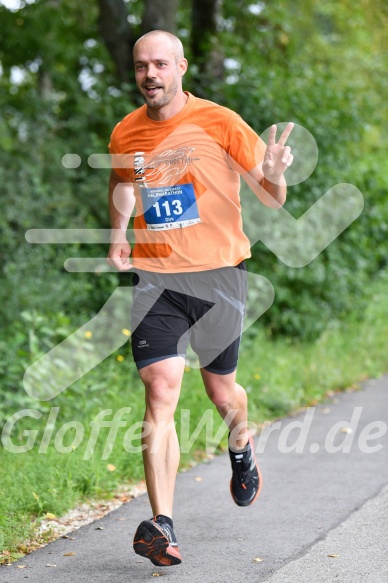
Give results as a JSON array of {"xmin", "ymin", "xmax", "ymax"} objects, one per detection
[{"xmin": 0, "ymin": 273, "xmax": 387, "ymax": 560}]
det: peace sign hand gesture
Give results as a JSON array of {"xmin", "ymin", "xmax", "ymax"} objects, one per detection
[{"xmin": 263, "ymin": 122, "xmax": 294, "ymax": 181}]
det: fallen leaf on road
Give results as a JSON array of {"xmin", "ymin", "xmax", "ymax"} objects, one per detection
[
  {"xmin": 195, "ymin": 477, "xmax": 203, "ymax": 482},
  {"xmin": 327, "ymin": 554, "xmax": 339, "ymax": 558},
  {"xmin": 340, "ymin": 427, "xmax": 352, "ymax": 434},
  {"xmin": 152, "ymin": 572, "xmax": 165, "ymax": 576},
  {"xmin": 63, "ymin": 552, "xmax": 76, "ymax": 556},
  {"xmin": 95, "ymin": 526, "xmax": 105, "ymax": 530},
  {"xmin": 62, "ymin": 535, "xmax": 75, "ymax": 540},
  {"xmin": 46, "ymin": 564, "xmax": 57, "ymax": 567},
  {"xmin": 253, "ymin": 557, "xmax": 264, "ymax": 563},
  {"xmin": 117, "ymin": 494, "xmax": 131, "ymax": 502},
  {"xmin": 17, "ymin": 565, "xmax": 26, "ymax": 568}
]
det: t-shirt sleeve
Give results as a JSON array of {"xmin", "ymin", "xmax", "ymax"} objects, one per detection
[
  {"xmin": 108, "ymin": 123, "xmax": 120, "ymax": 157},
  {"xmin": 224, "ymin": 111, "xmax": 266, "ymax": 174},
  {"xmin": 108, "ymin": 122, "xmax": 133, "ymax": 180}
]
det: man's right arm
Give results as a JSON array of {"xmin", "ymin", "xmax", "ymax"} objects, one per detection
[{"xmin": 107, "ymin": 169, "xmax": 136, "ymax": 271}]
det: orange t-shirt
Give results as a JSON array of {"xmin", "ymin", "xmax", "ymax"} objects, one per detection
[{"xmin": 108, "ymin": 92, "xmax": 266, "ymax": 273}]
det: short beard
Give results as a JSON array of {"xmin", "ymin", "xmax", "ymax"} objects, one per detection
[{"xmin": 142, "ymin": 76, "xmax": 179, "ymax": 109}]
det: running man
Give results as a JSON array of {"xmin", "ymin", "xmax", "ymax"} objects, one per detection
[{"xmin": 107, "ymin": 29, "xmax": 293, "ymax": 567}]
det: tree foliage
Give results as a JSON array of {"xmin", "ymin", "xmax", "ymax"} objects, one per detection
[{"xmin": 0, "ymin": 0, "xmax": 387, "ymax": 349}]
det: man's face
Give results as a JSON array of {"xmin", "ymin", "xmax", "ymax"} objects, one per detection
[{"xmin": 134, "ymin": 37, "xmax": 184, "ymax": 109}]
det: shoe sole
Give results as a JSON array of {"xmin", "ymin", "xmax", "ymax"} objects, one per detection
[
  {"xmin": 133, "ymin": 520, "xmax": 182, "ymax": 566},
  {"xmin": 230, "ymin": 434, "xmax": 263, "ymax": 507}
]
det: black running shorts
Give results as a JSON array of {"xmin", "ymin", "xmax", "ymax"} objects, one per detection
[{"xmin": 130, "ymin": 262, "xmax": 248, "ymax": 374}]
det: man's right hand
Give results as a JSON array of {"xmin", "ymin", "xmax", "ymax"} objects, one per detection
[{"xmin": 107, "ymin": 241, "xmax": 133, "ymax": 271}]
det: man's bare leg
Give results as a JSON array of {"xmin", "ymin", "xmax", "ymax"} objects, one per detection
[
  {"xmin": 139, "ymin": 356, "xmax": 185, "ymax": 518},
  {"xmin": 200, "ymin": 367, "xmax": 262, "ymax": 506},
  {"xmin": 200, "ymin": 368, "xmax": 249, "ymax": 449}
]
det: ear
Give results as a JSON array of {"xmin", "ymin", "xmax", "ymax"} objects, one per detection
[{"xmin": 178, "ymin": 58, "xmax": 188, "ymax": 77}]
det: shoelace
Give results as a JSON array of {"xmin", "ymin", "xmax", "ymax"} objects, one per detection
[{"xmin": 230, "ymin": 449, "xmax": 252, "ymax": 487}]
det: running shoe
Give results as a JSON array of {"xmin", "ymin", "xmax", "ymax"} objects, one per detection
[
  {"xmin": 133, "ymin": 516, "xmax": 182, "ymax": 566},
  {"xmin": 229, "ymin": 433, "xmax": 262, "ymax": 506}
]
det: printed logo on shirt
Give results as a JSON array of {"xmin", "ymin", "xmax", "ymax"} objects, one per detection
[
  {"xmin": 134, "ymin": 147, "xmax": 200, "ymax": 186},
  {"xmin": 134, "ymin": 151, "xmax": 146, "ymax": 183}
]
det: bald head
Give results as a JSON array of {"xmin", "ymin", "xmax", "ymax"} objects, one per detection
[{"xmin": 133, "ymin": 30, "xmax": 184, "ymax": 64}]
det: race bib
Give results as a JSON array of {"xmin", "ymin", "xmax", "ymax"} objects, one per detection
[{"xmin": 141, "ymin": 183, "xmax": 201, "ymax": 230}]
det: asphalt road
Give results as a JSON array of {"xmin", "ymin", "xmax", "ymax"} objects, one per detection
[{"xmin": 1, "ymin": 375, "xmax": 387, "ymax": 583}]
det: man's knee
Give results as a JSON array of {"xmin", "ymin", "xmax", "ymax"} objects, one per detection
[
  {"xmin": 145, "ymin": 379, "xmax": 180, "ymax": 410},
  {"xmin": 207, "ymin": 388, "xmax": 234, "ymax": 409},
  {"xmin": 140, "ymin": 358, "xmax": 184, "ymax": 411},
  {"xmin": 202, "ymin": 372, "xmax": 237, "ymax": 409}
]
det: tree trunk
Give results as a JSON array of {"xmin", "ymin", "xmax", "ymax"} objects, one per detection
[
  {"xmin": 142, "ymin": 0, "xmax": 178, "ymax": 34},
  {"xmin": 191, "ymin": 0, "xmax": 224, "ymax": 91},
  {"xmin": 97, "ymin": 0, "xmax": 133, "ymax": 83},
  {"xmin": 191, "ymin": 0, "xmax": 218, "ymax": 59},
  {"xmin": 38, "ymin": 69, "xmax": 53, "ymax": 100}
]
